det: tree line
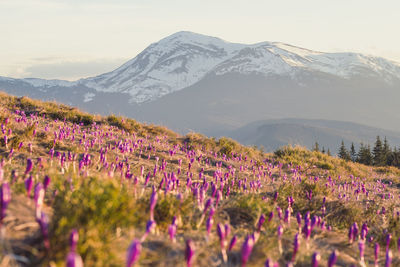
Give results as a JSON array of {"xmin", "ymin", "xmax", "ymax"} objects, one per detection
[{"xmin": 312, "ymin": 136, "xmax": 400, "ymax": 168}]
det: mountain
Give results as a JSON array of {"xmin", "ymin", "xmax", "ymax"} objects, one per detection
[
  {"xmin": 1, "ymin": 31, "xmax": 400, "ymax": 143},
  {"xmin": 226, "ymin": 118, "xmax": 400, "ymax": 153}
]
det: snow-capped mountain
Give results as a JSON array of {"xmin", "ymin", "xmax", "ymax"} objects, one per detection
[
  {"xmin": 3, "ymin": 31, "xmax": 399, "ymax": 104},
  {"xmin": 80, "ymin": 31, "xmax": 400, "ymax": 103},
  {"xmin": 1, "ymin": 31, "xmax": 400, "ymax": 139}
]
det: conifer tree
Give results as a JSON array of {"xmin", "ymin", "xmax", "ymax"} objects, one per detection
[
  {"xmin": 350, "ymin": 142, "xmax": 356, "ymax": 162},
  {"xmin": 312, "ymin": 142, "xmax": 320, "ymax": 152},
  {"xmin": 383, "ymin": 137, "xmax": 390, "ymax": 165},
  {"xmin": 338, "ymin": 141, "xmax": 351, "ymax": 161},
  {"xmin": 373, "ymin": 136, "xmax": 384, "ymax": 166},
  {"xmin": 357, "ymin": 143, "xmax": 372, "ymax": 165}
]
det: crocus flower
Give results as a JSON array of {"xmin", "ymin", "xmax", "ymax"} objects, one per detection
[
  {"xmin": 168, "ymin": 217, "xmax": 177, "ymax": 243},
  {"xmin": 34, "ymin": 183, "xmax": 45, "ymax": 218},
  {"xmin": 375, "ymin": 243, "xmax": 380, "ymax": 267},
  {"xmin": 292, "ymin": 233, "xmax": 300, "ymax": 262},
  {"xmin": 44, "ymin": 175, "xmax": 51, "ymax": 190},
  {"xmin": 141, "ymin": 220, "xmax": 156, "ymax": 242},
  {"xmin": 277, "ymin": 225, "xmax": 283, "ymax": 254},
  {"xmin": 386, "ymin": 234, "xmax": 392, "ymax": 253},
  {"xmin": 25, "ymin": 158, "xmax": 33, "ymax": 174},
  {"xmin": 312, "ymin": 252, "xmax": 320, "ymax": 267},
  {"xmin": 66, "ymin": 251, "xmax": 84, "ymax": 267},
  {"xmin": 70, "ymin": 229, "xmax": 79, "ymax": 252},
  {"xmin": 257, "ymin": 214, "xmax": 266, "ymax": 232},
  {"xmin": 185, "ymin": 240, "xmax": 195, "ymax": 267},
  {"xmin": 25, "ymin": 176, "xmax": 33, "ymax": 197},
  {"xmin": 328, "ymin": 250, "xmax": 337, "ymax": 267},
  {"xmin": 126, "ymin": 239, "xmax": 141, "ymax": 267},
  {"xmin": 241, "ymin": 235, "xmax": 255, "ymax": 267},
  {"xmin": 149, "ymin": 189, "xmax": 158, "ymax": 221},
  {"xmin": 229, "ymin": 235, "xmax": 237, "ymax": 251},
  {"xmin": 37, "ymin": 211, "xmax": 50, "ymax": 249},
  {"xmin": 0, "ymin": 183, "xmax": 11, "ymax": 224},
  {"xmin": 385, "ymin": 250, "xmax": 392, "ymax": 267},
  {"xmin": 206, "ymin": 217, "xmax": 213, "ymax": 236},
  {"xmin": 217, "ymin": 223, "xmax": 228, "ymax": 262}
]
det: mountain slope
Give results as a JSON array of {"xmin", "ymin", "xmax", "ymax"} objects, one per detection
[
  {"xmin": 1, "ymin": 31, "xmax": 400, "ymax": 138},
  {"xmin": 227, "ymin": 118, "xmax": 400, "ymax": 152}
]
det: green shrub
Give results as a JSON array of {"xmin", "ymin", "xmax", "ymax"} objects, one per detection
[{"xmin": 48, "ymin": 177, "xmax": 143, "ymax": 266}]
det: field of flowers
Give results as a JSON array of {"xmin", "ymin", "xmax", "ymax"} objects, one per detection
[{"xmin": 1, "ymin": 92, "xmax": 400, "ymax": 266}]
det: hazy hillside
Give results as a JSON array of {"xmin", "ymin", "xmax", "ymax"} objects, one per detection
[{"xmin": 227, "ymin": 118, "xmax": 400, "ymax": 152}]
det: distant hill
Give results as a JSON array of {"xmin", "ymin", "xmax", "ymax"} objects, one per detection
[{"xmin": 226, "ymin": 118, "xmax": 400, "ymax": 153}]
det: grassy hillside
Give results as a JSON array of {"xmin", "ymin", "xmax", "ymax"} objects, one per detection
[{"xmin": 0, "ymin": 91, "xmax": 400, "ymax": 266}]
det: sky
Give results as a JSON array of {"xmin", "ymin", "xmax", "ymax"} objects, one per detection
[{"xmin": 1, "ymin": 0, "xmax": 400, "ymax": 80}]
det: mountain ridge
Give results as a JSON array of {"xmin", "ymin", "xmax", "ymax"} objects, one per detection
[{"xmin": 2, "ymin": 31, "xmax": 400, "ymax": 104}]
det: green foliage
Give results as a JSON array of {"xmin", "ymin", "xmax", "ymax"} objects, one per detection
[
  {"xmin": 49, "ymin": 177, "xmax": 143, "ymax": 266},
  {"xmin": 325, "ymin": 200, "xmax": 379, "ymax": 230},
  {"xmin": 217, "ymin": 137, "xmax": 238, "ymax": 156},
  {"xmin": 154, "ymin": 195, "xmax": 193, "ymax": 230},
  {"xmin": 106, "ymin": 115, "xmax": 141, "ymax": 133}
]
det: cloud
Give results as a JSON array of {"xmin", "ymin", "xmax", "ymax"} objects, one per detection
[{"xmin": 21, "ymin": 58, "xmax": 128, "ymax": 81}]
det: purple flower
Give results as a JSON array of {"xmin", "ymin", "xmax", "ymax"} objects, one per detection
[
  {"xmin": 328, "ymin": 250, "xmax": 337, "ymax": 267},
  {"xmin": 385, "ymin": 250, "xmax": 392, "ymax": 267},
  {"xmin": 386, "ymin": 233, "xmax": 392, "ymax": 252},
  {"xmin": 229, "ymin": 235, "xmax": 237, "ymax": 251},
  {"xmin": 0, "ymin": 183, "xmax": 11, "ymax": 223},
  {"xmin": 277, "ymin": 225, "xmax": 283, "ymax": 239},
  {"xmin": 296, "ymin": 212, "xmax": 302, "ymax": 228},
  {"xmin": 25, "ymin": 158, "xmax": 33, "ymax": 174},
  {"xmin": 149, "ymin": 189, "xmax": 158, "ymax": 220},
  {"xmin": 126, "ymin": 239, "xmax": 141, "ymax": 267},
  {"xmin": 241, "ymin": 235, "xmax": 255, "ymax": 267},
  {"xmin": 185, "ymin": 240, "xmax": 195, "ymax": 267},
  {"xmin": 217, "ymin": 223, "xmax": 226, "ymax": 245},
  {"xmin": 37, "ymin": 211, "xmax": 50, "ymax": 249},
  {"xmin": 44, "ymin": 175, "xmax": 51, "ymax": 190},
  {"xmin": 257, "ymin": 214, "xmax": 266, "ymax": 232},
  {"xmin": 34, "ymin": 183, "xmax": 45, "ymax": 216},
  {"xmin": 292, "ymin": 233, "xmax": 300, "ymax": 262},
  {"xmin": 375, "ymin": 243, "xmax": 380, "ymax": 266},
  {"xmin": 25, "ymin": 176, "xmax": 33, "ymax": 197},
  {"xmin": 206, "ymin": 217, "xmax": 213, "ymax": 236},
  {"xmin": 69, "ymin": 229, "xmax": 79, "ymax": 252},
  {"xmin": 66, "ymin": 251, "xmax": 83, "ymax": 267},
  {"xmin": 146, "ymin": 220, "xmax": 156, "ymax": 234},
  {"xmin": 312, "ymin": 252, "xmax": 320, "ymax": 267}
]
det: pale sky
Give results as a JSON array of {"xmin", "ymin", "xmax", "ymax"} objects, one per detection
[{"xmin": 1, "ymin": 0, "xmax": 400, "ymax": 80}]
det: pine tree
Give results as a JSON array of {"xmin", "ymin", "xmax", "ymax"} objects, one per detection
[
  {"xmin": 373, "ymin": 136, "xmax": 384, "ymax": 166},
  {"xmin": 350, "ymin": 142, "xmax": 356, "ymax": 162},
  {"xmin": 312, "ymin": 142, "xmax": 320, "ymax": 152},
  {"xmin": 327, "ymin": 149, "xmax": 331, "ymax": 156},
  {"xmin": 321, "ymin": 146, "xmax": 325, "ymax": 154},
  {"xmin": 357, "ymin": 143, "xmax": 373, "ymax": 165},
  {"xmin": 365, "ymin": 144, "xmax": 373, "ymax": 165},
  {"xmin": 338, "ymin": 141, "xmax": 351, "ymax": 161},
  {"xmin": 383, "ymin": 137, "xmax": 390, "ymax": 165}
]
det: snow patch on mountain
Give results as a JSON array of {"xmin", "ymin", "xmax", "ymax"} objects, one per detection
[
  {"xmin": 22, "ymin": 78, "xmax": 77, "ymax": 88},
  {"xmin": 83, "ymin": 92, "xmax": 95, "ymax": 102},
  {"xmin": 2, "ymin": 31, "xmax": 400, "ymax": 104}
]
